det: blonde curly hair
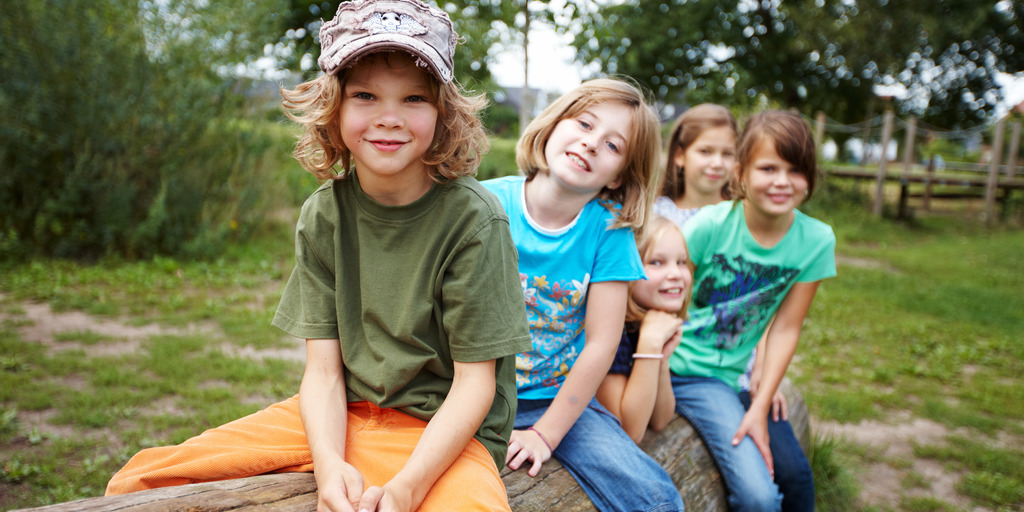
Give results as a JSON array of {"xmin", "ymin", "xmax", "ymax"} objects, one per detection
[{"xmin": 280, "ymin": 53, "xmax": 488, "ymax": 182}]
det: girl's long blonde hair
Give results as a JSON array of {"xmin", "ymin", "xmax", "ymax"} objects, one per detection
[
  {"xmin": 280, "ymin": 54, "xmax": 489, "ymax": 182},
  {"xmin": 625, "ymin": 216, "xmax": 692, "ymax": 323},
  {"xmin": 516, "ymin": 77, "xmax": 662, "ymax": 231}
]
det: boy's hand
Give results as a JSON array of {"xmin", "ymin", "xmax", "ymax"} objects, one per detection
[
  {"xmin": 506, "ymin": 428, "xmax": 552, "ymax": 477},
  {"xmin": 315, "ymin": 460, "xmax": 365, "ymax": 512},
  {"xmin": 731, "ymin": 410, "xmax": 774, "ymax": 478},
  {"xmin": 356, "ymin": 483, "xmax": 414, "ymax": 512}
]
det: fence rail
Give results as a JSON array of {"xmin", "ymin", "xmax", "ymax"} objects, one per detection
[{"xmin": 813, "ymin": 111, "xmax": 1022, "ymax": 223}]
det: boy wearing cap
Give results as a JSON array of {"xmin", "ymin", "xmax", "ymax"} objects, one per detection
[{"xmin": 104, "ymin": 1, "xmax": 531, "ymax": 510}]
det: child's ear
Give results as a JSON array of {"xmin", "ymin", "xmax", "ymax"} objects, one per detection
[
  {"xmin": 607, "ymin": 177, "xmax": 622, "ymax": 190},
  {"xmin": 673, "ymin": 146, "xmax": 686, "ymax": 170}
]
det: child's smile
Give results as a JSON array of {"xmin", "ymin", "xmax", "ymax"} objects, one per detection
[
  {"xmin": 743, "ymin": 139, "xmax": 808, "ymax": 222},
  {"xmin": 543, "ymin": 102, "xmax": 632, "ymax": 196},
  {"xmin": 340, "ymin": 53, "xmax": 438, "ymax": 205},
  {"xmin": 675, "ymin": 126, "xmax": 737, "ymax": 197},
  {"xmin": 633, "ymin": 227, "xmax": 691, "ymax": 314}
]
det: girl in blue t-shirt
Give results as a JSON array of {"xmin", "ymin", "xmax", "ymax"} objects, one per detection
[
  {"xmin": 671, "ymin": 111, "xmax": 837, "ymax": 512},
  {"xmin": 484, "ymin": 78, "xmax": 684, "ymax": 511}
]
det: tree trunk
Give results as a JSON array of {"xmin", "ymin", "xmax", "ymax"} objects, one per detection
[{"xmin": 15, "ymin": 380, "xmax": 812, "ymax": 512}]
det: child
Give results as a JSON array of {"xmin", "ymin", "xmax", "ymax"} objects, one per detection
[
  {"xmin": 670, "ymin": 111, "xmax": 836, "ymax": 512},
  {"xmin": 654, "ymin": 104, "xmax": 738, "ymax": 227},
  {"xmin": 483, "ymin": 79, "xmax": 685, "ymax": 512},
  {"xmin": 596, "ymin": 215, "xmax": 690, "ymax": 443},
  {"xmin": 105, "ymin": 1, "xmax": 532, "ymax": 511},
  {"xmin": 660, "ymin": 106, "xmax": 815, "ymax": 511}
]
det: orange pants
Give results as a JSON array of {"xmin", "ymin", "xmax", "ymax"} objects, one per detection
[{"xmin": 106, "ymin": 396, "xmax": 511, "ymax": 511}]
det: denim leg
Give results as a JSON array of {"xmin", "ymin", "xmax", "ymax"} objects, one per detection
[
  {"xmin": 671, "ymin": 376, "xmax": 782, "ymax": 512},
  {"xmin": 516, "ymin": 399, "xmax": 684, "ymax": 512},
  {"xmin": 738, "ymin": 392, "xmax": 814, "ymax": 512}
]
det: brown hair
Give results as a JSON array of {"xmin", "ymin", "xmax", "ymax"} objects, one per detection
[
  {"xmin": 516, "ymin": 78, "xmax": 662, "ymax": 231},
  {"xmin": 732, "ymin": 110, "xmax": 819, "ymax": 201},
  {"xmin": 625, "ymin": 216, "xmax": 692, "ymax": 323},
  {"xmin": 280, "ymin": 53, "xmax": 488, "ymax": 181},
  {"xmin": 660, "ymin": 104, "xmax": 738, "ymax": 200}
]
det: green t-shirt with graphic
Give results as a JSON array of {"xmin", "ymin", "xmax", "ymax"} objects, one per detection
[{"xmin": 671, "ymin": 201, "xmax": 836, "ymax": 391}]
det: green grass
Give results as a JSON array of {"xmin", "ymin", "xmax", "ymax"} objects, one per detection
[
  {"xmin": 795, "ymin": 178, "xmax": 1024, "ymax": 510},
  {"xmin": 2, "ymin": 157, "xmax": 1023, "ymax": 510}
]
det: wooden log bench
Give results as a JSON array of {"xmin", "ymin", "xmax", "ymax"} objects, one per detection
[{"xmin": 15, "ymin": 380, "xmax": 810, "ymax": 512}]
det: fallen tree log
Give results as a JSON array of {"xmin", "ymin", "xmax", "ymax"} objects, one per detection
[{"xmin": 16, "ymin": 379, "xmax": 810, "ymax": 512}]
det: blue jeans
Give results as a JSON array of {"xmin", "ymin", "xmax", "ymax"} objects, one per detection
[
  {"xmin": 515, "ymin": 398, "xmax": 684, "ymax": 512},
  {"xmin": 737, "ymin": 392, "xmax": 815, "ymax": 512},
  {"xmin": 671, "ymin": 376, "xmax": 782, "ymax": 512}
]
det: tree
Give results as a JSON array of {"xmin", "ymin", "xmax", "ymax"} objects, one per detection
[
  {"xmin": 570, "ymin": 0, "xmax": 1023, "ymax": 128},
  {"xmin": 0, "ymin": 0, "xmax": 289, "ymax": 259}
]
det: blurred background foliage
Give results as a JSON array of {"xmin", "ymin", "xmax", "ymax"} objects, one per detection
[
  {"xmin": 1, "ymin": 0, "xmax": 1020, "ymax": 261},
  {"xmin": 0, "ymin": 0, "xmax": 292, "ymax": 261}
]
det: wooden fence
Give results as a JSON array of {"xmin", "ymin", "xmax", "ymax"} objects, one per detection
[{"xmin": 812, "ymin": 111, "xmax": 1024, "ymax": 223}]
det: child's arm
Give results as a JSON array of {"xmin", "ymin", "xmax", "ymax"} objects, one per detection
[
  {"xmin": 650, "ymin": 323, "xmax": 683, "ymax": 431},
  {"xmin": 299, "ymin": 338, "xmax": 363, "ymax": 512},
  {"xmin": 359, "ymin": 359, "xmax": 496, "ymax": 512},
  {"xmin": 731, "ymin": 281, "xmax": 820, "ymax": 475},
  {"xmin": 749, "ymin": 318, "xmax": 789, "ymax": 422},
  {"xmin": 595, "ymin": 310, "xmax": 682, "ymax": 442},
  {"xmin": 507, "ymin": 281, "xmax": 628, "ymax": 476}
]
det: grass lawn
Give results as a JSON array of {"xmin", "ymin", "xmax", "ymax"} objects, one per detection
[{"xmin": 1, "ymin": 176, "xmax": 1022, "ymax": 511}]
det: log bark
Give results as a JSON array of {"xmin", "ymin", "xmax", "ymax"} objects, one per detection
[{"xmin": 16, "ymin": 380, "xmax": 810, "ymax": 512}]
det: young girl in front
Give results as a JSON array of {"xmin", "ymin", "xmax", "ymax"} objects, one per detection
[
  {"xmin": 670, "ymin": 111, "xmax": 836, "ymax": 512},
  {"xmin": 105, "ymin": 1, "xmax": 532, "ymax": 511},
  {"xmin": 483, "ymin": 79, "xmax": 685, "ymax": 512},
  {"xmin": 596, "ymin": 215, "xmax": 689, "ymax": 443},
  {"xmin": 654, "ymin": 104, "xmax": 738, "ymax": 227}
]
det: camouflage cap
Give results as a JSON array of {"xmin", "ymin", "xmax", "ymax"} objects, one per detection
[{"xmin": 318, "ymin": 0, "xmax": 457, "ymax": 83}]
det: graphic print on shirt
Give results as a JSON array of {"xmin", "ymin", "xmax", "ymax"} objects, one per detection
[
  {"xmin": 693, "ymin": 254, "xmax": 799, "ymax": 351},
  {"xmin": 516, "ymin": 271, "xmax": 590, "ymax": 389}
]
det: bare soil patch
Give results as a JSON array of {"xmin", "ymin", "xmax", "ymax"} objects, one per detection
[
  {"xmin": 817, "ymin": 416, "xmax": 993, "ymax": 511},
  {"xmin": 1, "ymin": 294, "xmax": 304, "ymax": 442}
]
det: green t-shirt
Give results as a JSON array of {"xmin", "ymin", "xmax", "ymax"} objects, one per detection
[
  {"xmin": 671, "ymin": 201, "xmax": 836, "ymax": 391},
  {"xmin": 272, "ymin": 174, "xmax": 532, "ymax": 468}
]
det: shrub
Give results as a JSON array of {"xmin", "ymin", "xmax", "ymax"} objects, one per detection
[
  {"xmin": 0, "ymin": 0, "xmax": 286, "ymax": 260},
  {"xmin": 478, "ymin": 137, "xmax": 519, "ymax": 181}
]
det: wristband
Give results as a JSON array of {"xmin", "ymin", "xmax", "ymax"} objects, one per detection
[
  {"xmin": 632, "ymin": 353, "xmax": 664, "ymax": 359},
  {"xmin": 528, "ymin": 426, "xmax": 553, "ymax": 452}
]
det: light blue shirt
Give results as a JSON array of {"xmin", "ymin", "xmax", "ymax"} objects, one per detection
[{"xmin": 483, "ymin": 176, "xmax": 645, "ymax": 399}]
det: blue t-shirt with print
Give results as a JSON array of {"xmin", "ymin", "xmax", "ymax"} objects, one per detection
[{"xmin": 483, "ymin": 176, "xmax": 646, "ymax": 400}]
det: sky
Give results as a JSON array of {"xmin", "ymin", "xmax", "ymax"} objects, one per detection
[{"xmin": 489, "ymin": 21, "xmax": 590, "ymax": 96}]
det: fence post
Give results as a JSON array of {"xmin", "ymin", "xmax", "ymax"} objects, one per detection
[
  {"xmin": 873, "ymin": 109, "xmax": 895, "ymax": 217},
  {"xmin": 860, "ymin": 98, "xmax": 875, "ymax": 170},
  {"xmin": 815, "ymin": 111, "xmax": 826, "ymax": 153},
  {"xmin": 902, "ymin": 116, "xmax": 917, "ymax": 177},
  {"xmin": 985, "ymin": 117, "xmax": 1006, "ymax": 225},
  {"xmin": 1007, "ymin": 121, "xmax": 1021, "ymax": 181},
  {"xmin": 923, "ymin": 155, "xmax": 935, "ymax": 211}
]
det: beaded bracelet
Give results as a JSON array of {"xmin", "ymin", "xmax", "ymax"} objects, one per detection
[
  {"xmin": 632, "ymin": 353, "xmax": 664, "ymax": 359},
  {"xmin": 528, "ymin": 426, "xmax": 553, "ymax": 452}
]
